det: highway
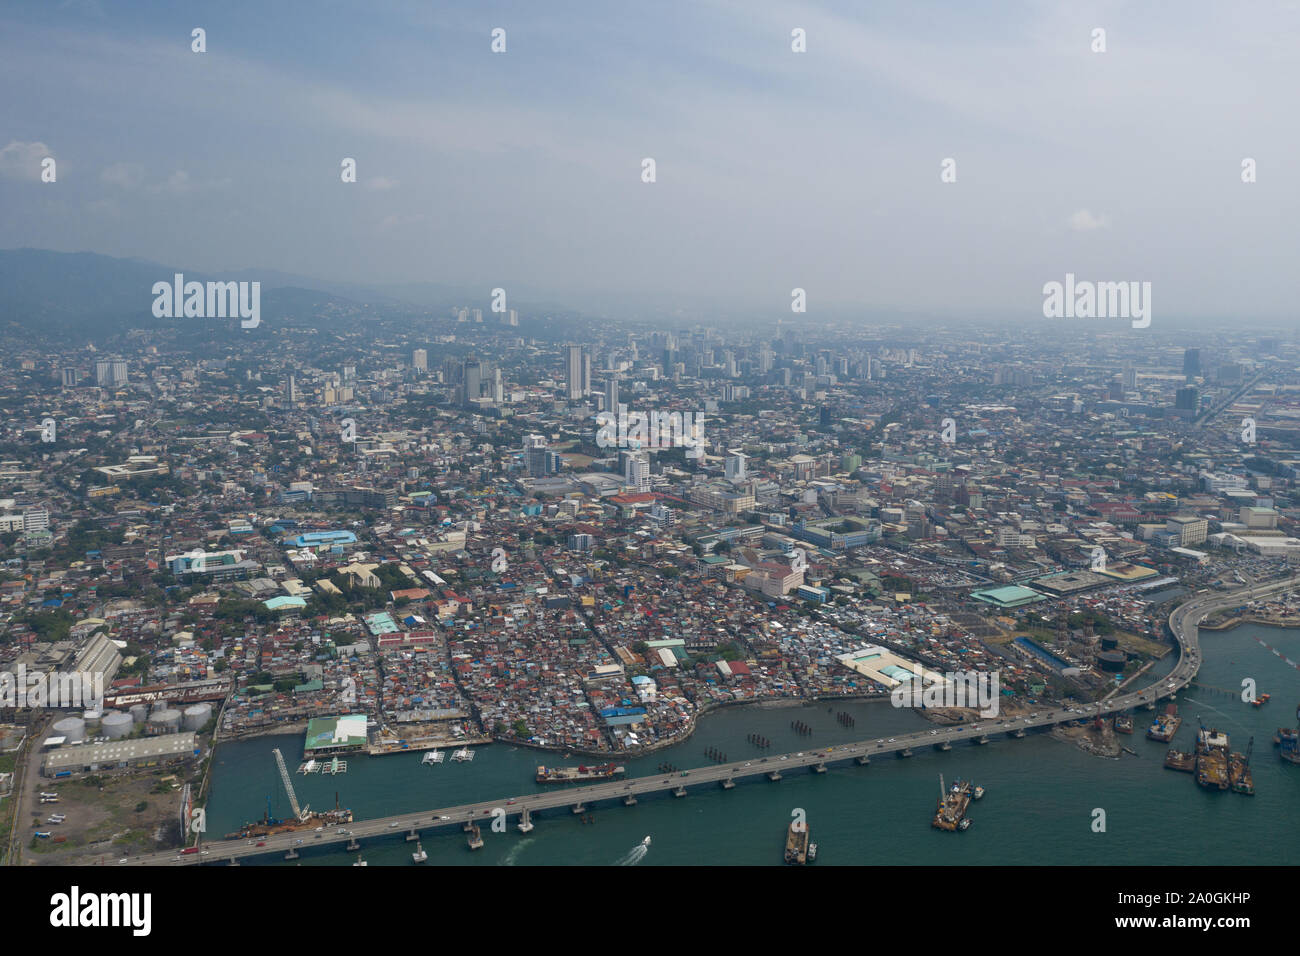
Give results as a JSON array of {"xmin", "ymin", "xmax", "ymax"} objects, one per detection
[{"xmin": 116, "ymin": 576, "xmax": 1296, "ymax": 866}]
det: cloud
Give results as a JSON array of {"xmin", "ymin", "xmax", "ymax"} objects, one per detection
[
  {"xmin": 101, "ymin": 162, "xmax": 145, "ymax": 188},
  {"xmin": 0, "ymin": 140, "xmax": 52, "ymax": 181},
  {"xmin": 1067, "ymin": 209, "xmax": 1110, "ymax": 232},
  {"xmin": 364, "ymin": 176, "xmax": 399, "ymax": 191}
]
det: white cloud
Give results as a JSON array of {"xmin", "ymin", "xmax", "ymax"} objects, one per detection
[
  {"xmin": 1067, "ymin": 209, "xmax": 1110, "ymax": 232},
  {"xmin": 364, "ymin": 176, "xmax": 399, "ymax": 191},
  {"xmin": 0, "ymin": 140, "xmax": 52, "ymax": 181},
  {"xmin": 101, "ymin": 162, "xmax": 145, "ymax": 188}
]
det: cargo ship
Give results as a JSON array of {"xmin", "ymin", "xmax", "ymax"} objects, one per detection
[
  {"xmin": 1146, "ymin": 704, "xmax": 1181, "ymax": 742},
  {"xmin": 536, "ymin": 763, "xmax": 626, "ymax": 784},
  {"xmin": 1194, "ymin": 726, "xmax": 1229, "ymax": 791},
  {"xmin": 1113, "ymin": 713, "xmax": 1133, "ymax": 734},
  {"xmin": 1163, "ymin": 750, "xmax": 1195, "ymax": 772},
  {"xmin": 784, "ymin": 819, "xmax": 810, "ymax": 864},
  {"xmin": 932, "ymin": 774, "xmax": 974, "ymax": 832}
]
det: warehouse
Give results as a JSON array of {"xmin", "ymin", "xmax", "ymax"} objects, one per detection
[{"xmin": 42, "ymin": 732, "xmax": 198, "ymax": 777}]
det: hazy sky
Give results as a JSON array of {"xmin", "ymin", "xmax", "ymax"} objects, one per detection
[{"xmin": 2, "ymin": 0, "xmax": 1298, "ymax": 320}]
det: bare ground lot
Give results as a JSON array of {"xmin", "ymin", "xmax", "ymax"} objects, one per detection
[{"xmin": 21, "ymin": 771, "xmax": 184, "ymax": 865}]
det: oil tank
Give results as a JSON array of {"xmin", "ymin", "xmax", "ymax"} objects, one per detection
[
  {"xmin": 129, "ymin": 704, "xmax": 148, "ymax": 724},
  {"xmin": 183, "ymin": 703, "xmax": 212, "ymax": 731},
  {"xmin": 102, "ymin": 711, "xmax": 134, "ymax": 739},
  {"xmin": 52, "ymin": 716, "xmax": 86, "ymax": 741},
  {"xmin": 82, "ymin": 710, "xmax": 102, "ymax": 732},
  {"xmin": 148, "ymin": 708, "xmax": 183, "ymax": 734},
  {"xmin": 1097, "ymin": 649, "xmax": 1127, "ymax": 673}
]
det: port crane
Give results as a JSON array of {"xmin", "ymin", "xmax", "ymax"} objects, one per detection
[{"xmin": 273, "ymin": 747, "xmax": 310, "ymax": 821}]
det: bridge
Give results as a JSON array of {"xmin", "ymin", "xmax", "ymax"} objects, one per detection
[{"xmin": 118, "ymin": 576, "xmax": 1295, "ymax": 866}]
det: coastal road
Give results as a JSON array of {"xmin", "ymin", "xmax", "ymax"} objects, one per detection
[{"xmin": 116, "ymin": 576, "xmax": 1294, "ymax": 866}]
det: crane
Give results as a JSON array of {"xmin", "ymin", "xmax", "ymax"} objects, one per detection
[{"xmin": 273, "ymin": 748, "xmax": 310, "ymax": 821}]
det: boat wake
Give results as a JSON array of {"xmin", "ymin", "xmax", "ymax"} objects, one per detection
[
  {"xmin": 615, "ymin": 842, "xmax": 650, "ymax": 866},
  {"xmin": 501, "ymin": 837, "xmax": 534, "ymax": 866}
]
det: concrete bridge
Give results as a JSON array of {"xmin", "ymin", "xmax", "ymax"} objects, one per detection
[{"xmin": 118, "ymin": 576, "xmax": 1294, "ymax": 866}]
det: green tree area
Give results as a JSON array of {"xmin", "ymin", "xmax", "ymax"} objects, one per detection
[{"xmin": 5, "ymin": 608, "xmax": 75, "ymax": 645}]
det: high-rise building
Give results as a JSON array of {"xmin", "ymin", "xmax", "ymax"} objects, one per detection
[
  {"xmin": 525, "ymin": 434, "xmax": 559, "ymax": 477},
  {"xmin": 286, "ymin": 373, "xmax": 298, "ymax": 408},
  {"xmin": 491, "ymin": 368, "xmax": 504, "ymax": 403},
  {"xmin": 1122, "ymin": 362, "xmax": 1137, "ymax": 389},
  {"xmin": 463, "ymin": 358, "xmax": 483, "ymax": 406},
  {"xmin": 95, "ymin": 360, "xmax": 128, "ymax": 387},
  {"xmin": 60, "ymin": 368, "xmax": 80, "ymax": 388},
  {"xmin": 412, "ymin": 349, "xmax": 427, "ymax": 372},
  {"xmin": 725, "ymin": 451, "xmax": 748, "ymax": 481},
  {"xmin": 1183, "ymin": 349, "xmax": 1202, "ymax": 378},
  {"xmin": 1175, "ymin": 385, "xmax": 1199, "ymax": 416},
  {"xmin": 566, "ymin": 345, "xmax": 589, "ymax": 400},
  {"xmin": 625, "ymin": 452, "xmax": 650, "ymax": 492},
  {"xmin": 604, "ymin": 376, "xmax": 619, "ymax": 412}
]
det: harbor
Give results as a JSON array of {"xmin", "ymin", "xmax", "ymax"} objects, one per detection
[{"xmin": 189, "ymin": 620, "xmax": 1299, "ymax": 867}]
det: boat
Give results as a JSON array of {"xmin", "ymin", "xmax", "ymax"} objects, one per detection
[
  {"xmin": 300, "ymin": 759, "xmax": 316, "ymax": 774},
  {"xmin": 1146, "ymin": 704, "xmax": 1181, "ymax": 742},
  {"xmin": 1164, "ymin": 750, "xmax": 1195, "ymax": 772},
  {"xmin": 784, "ymin": 820, "xmax": 810, "ymax": 864},
  {"xmin": 642, "ymin": 835, "xmax": 651, "ymax": 847},
  {"xmin": 451, "ymin": 747, "xmax": 475, "ymax": 762},
  {"xmin": 973, "ymin": 785, "xmax": 985, "ymax": 800},
  {"xmin": 1113, "ymin": 713, "xmax": 1133, "ymax": 734},
  {"xmin": 1194, "ymin": 725, "xmax": 1230, "ymax": 791},
  {"xmin": 353, "ymin": 857, "xmax": 367, "ymax": 866},
  {"xmin": 958, "ymin": 818, "xmax": 972, "ymax": 831},
  {"xmin": 412, "ymin": 841, "xmax": 428, "ymax": 863},
  {"xmin": 932, "ymin": 774, "xmax": 973, "ymax": 832},
  {"xmin": 467, "ymin": 824, "xmax": 484, "ymax": 850},
  {"xmin": 422, "ymin": 750, "xmax": 444, "ymax": 765},
  {"xmin": 807, "ymin": 841, "xmax": 818, "ymax": 861},
  {"xmin": 536, "ymin": 763, "xmax": 626, "ymax": 784}
]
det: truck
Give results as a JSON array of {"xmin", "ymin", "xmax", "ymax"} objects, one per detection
[
  {"xmin": 53, "ymin": 771, "xmax": 72, "ymax": 778},
  {"xmin": 180, "ymin": 846, "xmax": 199, "ymax": 855}
]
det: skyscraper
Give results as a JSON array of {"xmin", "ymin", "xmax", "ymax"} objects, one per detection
[
  {"xmin": 412, "ymin": 349, "xmax": 427, "ymax": 372},
  {"xmin": 1183, "ymin": 349, "xmax": 1202, "ymax": 378},
  {"xmin": 605, "ymin": 376, "xmax": 619, "ymax": 412},
  {"xmin": 566, "ymin": 345, "xmax": 589, "ymax": 400}
]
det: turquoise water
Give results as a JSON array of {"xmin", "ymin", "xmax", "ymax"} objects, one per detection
[{"xmin": 206, "ymin": 623, "xmax": 1300, "ymax": 865}]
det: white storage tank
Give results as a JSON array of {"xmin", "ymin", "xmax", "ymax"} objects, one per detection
[
  {"xmin": 102, "ymin": 711, "xmax": 134, "ymax": 740},
  {"xmin": 129, "ymin": 704, "xmax": 148, "ymax": 724},
  {"xmin": 52, "ymin": 716, "xmax": 86, "ymax": 741},
  {"xmin": 183, "ymin": 703, "xmax": 212, "ymax": 731},
  {"xmin": 148, "ymin": 708, "xmax": 183, "ymax": 734}
]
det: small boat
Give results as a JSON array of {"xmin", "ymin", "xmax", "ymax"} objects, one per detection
[
  {"xmin": 958, "ymin": 818, "xmax": 972, "ymax": 831},
  {"xmin": 973, "ymin": 786, "xmax": 985, "ymax": 800},
  {"xmin": 807, "ymin": 842, "xmax": 818, "ymax": 861},
  {"xmin": 353, "ymin": 857, "xmax": 368, "ymax": 866},
  {"xmin": 641, "ymin": 835, "xmax": 651, "ymax": 847},
  {"xmin": 412, "ymin": 842, "xmax": 427, "ymax": 863}
]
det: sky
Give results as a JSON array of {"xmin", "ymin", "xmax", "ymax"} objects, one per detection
[{"xmin": 1, "ymin": 0, "xmax": 1298, "ymax": 321}]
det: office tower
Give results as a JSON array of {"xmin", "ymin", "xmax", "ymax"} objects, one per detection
[
  {"xmin": 1183, "ymin": 349, "xmax": 1201, "ymax": 377},
  {"xmin": 725, "ymin": 451, "xmax": 748, "ymax": 481},
  {"xmin": 1175, "ymin": 385, "xmax": 1199, "ymax": 415},
  {"xmin": 566, "ymin": 345, "xmax": 589, "ymax": 400},
  {"xmin": 525, "ymin": 434, "xmax": 558, "ymax": 477},
  {"xmin": 605, "ymin": 376, "xmax": 619, "ymax": 413},
  {"xmin": 412, "ymin": 349, "xmax": 427, "ymax": 372},
  {"xmin": 95, "ymin": 359, "xmax": 128, "ymax": 387},
  {"xmin": 463, "ymin": 358, "xmax": 483, "ymax": 406}
]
